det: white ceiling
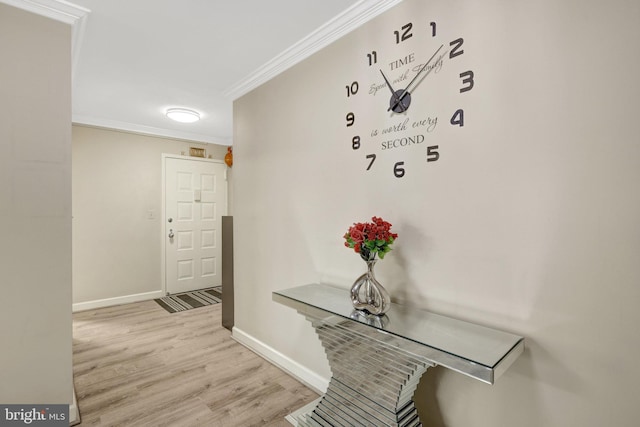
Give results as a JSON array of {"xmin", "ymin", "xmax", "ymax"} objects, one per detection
[{"xmin": 47, "ymin": 0, "xmax": 400, "ymax": 146}]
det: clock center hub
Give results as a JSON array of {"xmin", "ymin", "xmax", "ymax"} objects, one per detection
[{"xmin": 390, "ymin": 89, "xmax": 412, "ymax": 113}]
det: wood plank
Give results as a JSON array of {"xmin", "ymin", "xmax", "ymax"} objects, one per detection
[{"xmin": 73, "ymin": 301, "xmax": 318, "ymax": 426}]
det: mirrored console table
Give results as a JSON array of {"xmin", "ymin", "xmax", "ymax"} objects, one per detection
[{"xmin": 273, "ymin": 283, "xmax": 524, "ymax": 427}]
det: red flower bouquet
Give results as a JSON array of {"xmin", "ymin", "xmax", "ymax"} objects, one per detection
[{"xmin": 343, "ymin": 216, "xmax": 398, "ymax": 261}]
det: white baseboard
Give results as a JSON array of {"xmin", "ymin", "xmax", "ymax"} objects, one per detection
[
  {"xmin": 72, "ymin": 290, "xmax": 164, "ymax": 312},
  {"xmin": 231, "ymin": 327, "xmax": 329, "ymax": 395},
  {"xmin": 69, "ymin": 387, "xmax": 80, "ymax": 426}
]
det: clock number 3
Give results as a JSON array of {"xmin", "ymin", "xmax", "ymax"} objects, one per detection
[{"xmin": 460, "ymin": 70, "xmax": 474, "ymax": 93}]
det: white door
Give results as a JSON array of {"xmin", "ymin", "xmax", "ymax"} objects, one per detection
[{"xmin": 164, "ymin": 156, "xmax": 227, "ymax": 294}]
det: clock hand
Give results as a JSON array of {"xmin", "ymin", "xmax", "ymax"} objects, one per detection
[
  {"xmin": 380, "ymin": 70, "xmax": 399, "ymax": 97},
  {"xmin": 380, "ymin": 70, "xmax": 408, "ymax": 113},
  {"xmin": 404, "ymin": 44, "xmax": 444, "ymax": 92},
  {"xmin": 388, "ymin": 44, "xmax": 444, "ymax": 112}
]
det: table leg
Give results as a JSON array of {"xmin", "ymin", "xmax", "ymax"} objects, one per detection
[{"xmin": 295, "ymin": 315, "xmax": 434, "ymax": 427}]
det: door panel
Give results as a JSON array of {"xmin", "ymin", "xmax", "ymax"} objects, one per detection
[{"xmin": 165, "ymin": 157, "xmax": 227, "ymax": 294}]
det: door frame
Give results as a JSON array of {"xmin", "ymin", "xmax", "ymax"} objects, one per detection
[{"xmin": 161, "ymin": 153, "xmax": 228, "ymax": 295}]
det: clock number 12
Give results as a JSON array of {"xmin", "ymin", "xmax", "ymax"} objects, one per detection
[{"xmin": 394, "ymin": 23, "xmax": 413, "ymax": 44}]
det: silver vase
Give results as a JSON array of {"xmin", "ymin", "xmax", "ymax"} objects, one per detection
[{"xmin": 350, "ymin": 259, "xmax": 391, "ymax": 316}]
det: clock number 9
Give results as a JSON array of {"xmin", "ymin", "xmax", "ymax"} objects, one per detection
[
  {"xmin": 394, "ymin": 161, "xmax": 405, "ymax": 178},
  {"xmin": 346, "ymin": 81, "xmax": 359, "ymax": 97},
  {"xmin": 346, "ymin": 112, "xmax": 355, "ymax": 127}
]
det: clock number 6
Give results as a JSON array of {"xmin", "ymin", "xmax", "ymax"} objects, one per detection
[{"xmin": 394, "ymin": 161, "xmax": 405, "ymax": 178}]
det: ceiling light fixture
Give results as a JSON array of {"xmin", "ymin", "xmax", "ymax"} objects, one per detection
[{"xmin": 166, "ymin": 108, "xmax": 200, "ymax": 123}]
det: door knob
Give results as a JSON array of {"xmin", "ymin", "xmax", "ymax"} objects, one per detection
[{"xmin": 168, "ymin": 229, "xmax": 174, "ymax": 239}]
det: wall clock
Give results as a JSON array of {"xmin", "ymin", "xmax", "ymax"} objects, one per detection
[{"xmin": 344, "ymin": 17, "xmax": 475, "ymax": 178}]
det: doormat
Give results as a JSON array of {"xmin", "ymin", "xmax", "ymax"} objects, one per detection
[{"xmin": 154, "ymin": 286, "xmax": 222, "ymax": 313}]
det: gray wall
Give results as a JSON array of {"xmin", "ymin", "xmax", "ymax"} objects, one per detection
[
  {"xmin": 232, "ymin": 0, "xmax": 640, "ymax": 425},
  {"xmin": 0, "ymin": 4, "xmax": 72, "ymax": 404}
]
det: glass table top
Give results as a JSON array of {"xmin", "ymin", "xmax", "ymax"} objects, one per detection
[{"xmin": 274, "ymin": 283, "xmax": 524, "ymax": 383}]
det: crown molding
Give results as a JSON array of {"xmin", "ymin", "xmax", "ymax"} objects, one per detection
[
  {"xmin": 72, "ymin": 115, "xmax": 233, "ymax": 147},
  {"xmin": 223, "ymin": 0, "xmax": 403, "ymax": 100},
  {"xmin": 1, "ymin": 0, "xmax": 90, "ymax": 81},
  {"xmin": 1, "ymin": 0, "xmax": 89, "ymax": 24}
]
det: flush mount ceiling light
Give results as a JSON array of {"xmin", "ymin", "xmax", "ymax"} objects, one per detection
[{"xmin": 166, "ymin": 108, "xmax": 200, "ymax": 123}]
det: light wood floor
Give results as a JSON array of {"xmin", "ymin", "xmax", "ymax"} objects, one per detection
[{"xmin": 73, "ymin": 300, "xmax": 318, "ymax": 426}]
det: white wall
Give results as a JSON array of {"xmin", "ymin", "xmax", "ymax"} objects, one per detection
[
  {"xmin": 0, "ymin": 3, "xmax": 72, "ymax": 404},
  {"xmin": 72, "ymin": 125, "xmax": 229, "ymax": 309},
  {"xmin": 232, "ymin": 0, "xmax": 640, "ymax": 425}
]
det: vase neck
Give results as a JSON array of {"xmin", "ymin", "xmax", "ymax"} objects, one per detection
[{"xmin": 365, "ymin": 259, "xmax": 377, "ymax": 270}]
